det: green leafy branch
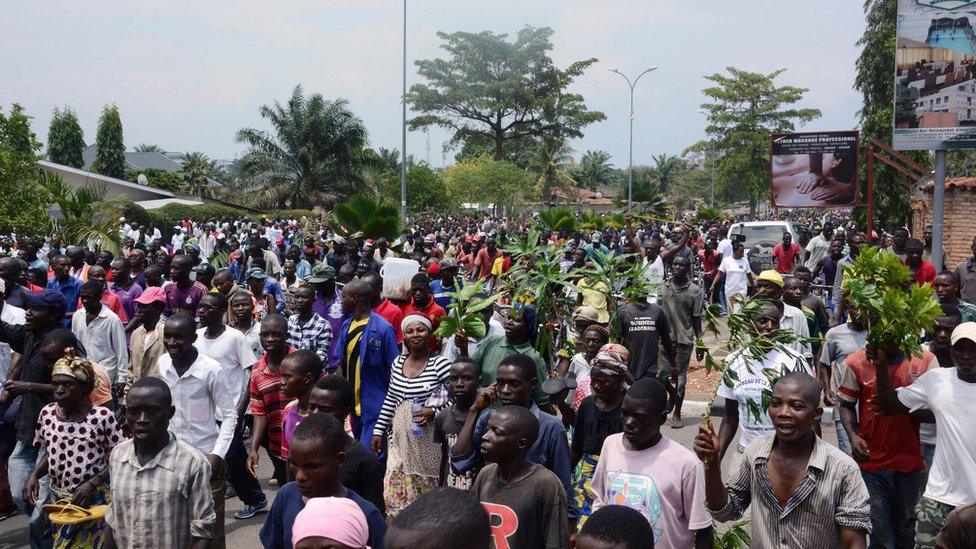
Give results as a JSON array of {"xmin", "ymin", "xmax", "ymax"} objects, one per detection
[{"xmin": 433, "ymin": 278, "xmax": 500, "ymax": 340}]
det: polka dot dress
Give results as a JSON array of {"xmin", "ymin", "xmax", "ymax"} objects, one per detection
[{"xmin": 33, "ymin": 404, "xmax": 124, "ymax": 491}]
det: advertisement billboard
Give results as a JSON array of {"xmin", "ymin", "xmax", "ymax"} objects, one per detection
[
  {"xmin": 894, "ymin": 0, "xmax": 976, "ymax": 150},
  {"xmin": 770, "ymin": 131, "xmax": 859, "ymax": 208}
]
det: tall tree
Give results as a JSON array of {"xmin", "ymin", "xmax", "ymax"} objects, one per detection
[
  {"xmin": 47, "ymin": 107, "xmax": 85, "ymax": 168},
  {"xmin": 650, "ymin": 153, "xmax": 688, "ymax": 193},
  {"xmin": 179, "ymin": 151, "xmax": 218, "ymax": 198},
  {"xmin": 407, "ymin": 27, "xmax": 605, "ymax": 159},
  {"xmin": 236, "ymin": 85, "xmax": 372, "ymax": 209},
  {"xmin": 441, "ymin": 155, "xmax": 532, "ymax": 212},
  {"xmin": 693, "ymin": 67, "xmax": 820, "ymax": 216},
  {"xmin": 134, "ymin": 143, "xmax": 164, "ymax": 153},
  {"xmin": 855, "ymin": 0, "xmax": 930, "ymax": 230},
  {"xmin": 577, "ymin": 150, "xmax": 613, "ymax": 189},
  {"xmin": 0, "ymin": 104, "xmax": 49, "ymax": 235},
  {"xmin": 523, "ymin": 137, "xmax": 577, "ymax": 199},
  {"xmin": 92, "ymin": 105, "xmax": 125, "ymax": 179}
]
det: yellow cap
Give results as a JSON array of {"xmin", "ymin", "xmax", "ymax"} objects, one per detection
[{"xmin": 756, "ymin": 269, "xmax": 785, "ymax": 288}]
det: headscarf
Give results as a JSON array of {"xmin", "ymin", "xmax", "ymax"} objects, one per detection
[
  {"xmin": 51, "ymin": 353, "xmax": 99, "ymax": 389},
  {"xmin": 401, "ymin": 313, "xmax": 432, "ymax": 335},
  {"xmin": 582, "ymin": 323, "xmax": 611, "ymax": 342},
  {"xmin": 590, "ymin": 343, "xmax": 634, "ymax": 384},
  {"xmin": 292, "ymin": 497, "xmax": 369, "ymax": 548}
]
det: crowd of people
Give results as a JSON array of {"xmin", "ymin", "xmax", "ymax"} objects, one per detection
[{"xmin": 0, "ymin": 210, "xmax": 973, "ymax": 549}]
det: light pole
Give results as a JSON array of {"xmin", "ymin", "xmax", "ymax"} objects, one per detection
[
  {"xmin": 610, "ymin": 67, "xmax": 657, "ymax": 212},
  {"xmin": 400, "ymin": 0, "xmax": 408, "ymax": 225},
  {"xmin": 697, "ymin": 108, "xmax": 715, "ymax": 208}
]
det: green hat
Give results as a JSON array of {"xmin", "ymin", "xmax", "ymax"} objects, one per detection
[{"xmin": 309, "ymin": 263, "xmax": 336, "ymax": 283}]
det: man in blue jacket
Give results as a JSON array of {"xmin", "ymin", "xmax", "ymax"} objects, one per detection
[{"xmin": 332, "ymin": 279, "xmax": 400, "ymax": 447}]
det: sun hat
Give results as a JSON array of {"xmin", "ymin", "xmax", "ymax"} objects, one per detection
[{"xmin": 756, "ymin": 270, "xmax": 785, "ymax": 288}]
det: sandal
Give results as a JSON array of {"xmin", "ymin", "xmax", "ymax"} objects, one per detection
[{"xmin": 42, "ymin": 500, "xmax": 108, "ymax": 525}]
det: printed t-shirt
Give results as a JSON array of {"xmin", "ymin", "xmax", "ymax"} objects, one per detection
[
  {"xmin": 617, "ymin": 302, "xmax": 669, "ymax": 380},
  {"xmin": 718, "ymin": 256, "xmax": 751, "ymax": 296},
  {"xmin": 433, "ymin": 408, "xmax": 477, "ymax": 490},
  {"xmin": 470, "ymin": 463, "xmax": 568, "ymax": 549}
]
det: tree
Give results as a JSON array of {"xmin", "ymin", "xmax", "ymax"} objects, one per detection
[
  {"xmin": 374, "ymin": 147, "xmax": 401, "ymax": 174},
  {"xmin": 236, "ymin": 85, "xmax": 372, "ymax": 209},
  {"xmin": 47, "ymin": 107, "xmax": 85, "ymax": 168},
  {"xmin": 38, "ymin": 172, "xmax": 123, "ymax": 255},
  {"xmin": 523, "ymin": 137, "xmax": 578, "ymax": 199},
  {"xmin": 180, "ymin": 151, "xmax": 218, "ymax": 198},
  {"xmin": 91, "ymin": 105, "xmax": 125, "ymax": 179},
  {"xmin": 650, "ymin": 153, "xmax": 687, "ymax": 193},
  {"xmin": 407, "ymin": 27, "xmax": 605, "ymax": 159},
  {"xmin": 329, "ymin": 195, "xmax": 402, "ymax": 241},
  {"xmin": 441, "ymin": 155, "xmax": 532, "ymax": 212},
  {"xmin": 125, "ymin": 168, "xmax": 182, "ymax": 193},
  {"xmin": 0, "ymin": 104, "xmax": 49, "ymax": 235},
  {"xmin": 692, "ymin": 67, "xmax": 820, "ymax": 216},
  {"xmin": 377, "ymin": 162, "xmax": 455, "ymax": 213},
  {"xmin": 134, "ymin": 144, "xmax": 164, "ymax": 153},
  {"xmin": 576, "ymin": 150, "xmax": 613, "ymax": 189},
  {"xmin": 855, "ymin": 0, "xmax": 930, "ymax": 230}
]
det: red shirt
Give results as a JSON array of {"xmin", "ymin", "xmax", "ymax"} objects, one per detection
[
  {"xmin": 474, "ymin": 248, "xmax": 502, "ymax": 280},
  {"xmin": 699, "ymin": 250, "xmax": 720, "ymax": 277},
  {"xmin": 402, "ymin": 298, "xmax": 447, "ymax": 351},
  {"xmin": 906, "ymin": 260, "xmax": 937, "ymax": 285},
  {"xmin": 77, "ymin": 293, "xmax": 129, "ymax": 323},
  {"xmin": 374, "ymin": 299, "xmax": 405, "ymax": 343},
  {"xmin": 772, "ymin": 242, "xmax": 801, "ymax": 274},
  {"xmin": 249, "ymin": 348, "xmax": 296, "ymax": 456},
  {"xmin": 838, "ymin": 348, "xmax": 934, "ymax": 473}
]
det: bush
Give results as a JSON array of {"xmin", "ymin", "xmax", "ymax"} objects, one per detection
[
  {"xmin": 125, "ymin": 168, "xmax": 182, "ymax": 193},
  {"xmin": 118, "ymin": 200, "xmax": 152, "ymax": 231}
]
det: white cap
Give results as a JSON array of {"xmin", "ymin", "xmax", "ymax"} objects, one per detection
[{"xmin": 951, "ymin": 322, "xmax": 976, "ymax": 345}]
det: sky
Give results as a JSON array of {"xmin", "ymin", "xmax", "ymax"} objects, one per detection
[{"xmin": 2, "ymin": 0, "xmax": 867, "ymax": 169}]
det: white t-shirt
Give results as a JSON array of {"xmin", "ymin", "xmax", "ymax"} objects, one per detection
[
  {"xmin": 643, "ymin": 256, "xmax": 665, "ymax": 300},
  {"xmin": 717, "ymin": 238, "xmax": 734, "ymax": 259},
  {"xmin": 804, "ymin": 234, "xmax": 831, "ymax": 270},
  {"xmin": 0, "ymin": 302, "xmax": 26, "ymax": 383},
  {"xmin": 897, "ymin": 368, "xmax": 976, "ymax": 507},
  {"xmin": 718, "ymin": 256, "xmax": 751, "ymax": 296},
  {"xmin": 717, "ymin": 348, "xmax": 810, "ymax": 450},
  {"xmin": 195, "ymin": 327, "xmax": 259, "ymax": 412}
]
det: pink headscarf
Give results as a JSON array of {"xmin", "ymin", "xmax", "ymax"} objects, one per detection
[{"xmin": 292, "ymin": 497, "xmax": 370, "ymax": 548}]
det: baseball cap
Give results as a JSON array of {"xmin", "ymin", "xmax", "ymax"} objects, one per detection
[
  {"xmin": 308, "ymin": 263, "xmax": 336, "ymax": 284},
  {"xmin": 756, "ymin": 270, "xmax": 785, "ymax": 288},
  {"xmin": 951, "ymin": 322, "xmax": 976, "ymax": 346},
  {"xmin": 245, "ymin": 267, "xmax": 267, "ymax": 280},
  {"xmin": 24, "ymin": 289, "xmax": 67, "ymax": 313},
  {"xmin": 194, "ymin": 263, "xmax": 215, "ymax": 276},
  {"xmin": 134, "ymin": 286, "xmax": 166, "ymax": 305}
]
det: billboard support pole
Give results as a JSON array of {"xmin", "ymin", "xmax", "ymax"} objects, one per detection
[
  {"xmin": 932, "ymin": 149, "xmax": 947, "ymax": 271},
  {"xmin": 866, "ymin": 144, "xmax": 874, "ymax": 241}
]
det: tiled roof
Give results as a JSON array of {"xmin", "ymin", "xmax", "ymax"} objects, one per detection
[{"xmin": 920, "ymin": 177, "xmax": 976, "ymax": 192}]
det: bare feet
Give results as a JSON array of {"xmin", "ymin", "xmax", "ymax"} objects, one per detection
[{"xmin": 670, "ymin": 416, "xmax": 683, "ymax": 429}]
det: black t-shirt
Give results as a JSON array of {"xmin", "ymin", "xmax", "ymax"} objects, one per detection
[
  {"xmin": 471, "ymin": 463, "xmax": 568, "ymax": 549},
  {"xmin": 433, "ymin": 406, "xmax": 479, "ymax": 490},
  {"xmin": 339, "ymin": 437, "xmax": 386, "ymax": 515},
  {"xmin": 571, "ymin": 396, "xmax": 622, "ymax": 456},
  {"xmin": 618, "ymin": 302, "xmax": 669, "ymax": 379}
]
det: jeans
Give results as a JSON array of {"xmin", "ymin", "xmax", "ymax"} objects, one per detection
[
  {"xmin": 861, "ymin": 469, "xmax": 923, "ymax": 549},
  {"xmin": 834, "ymin": 416, "xmax": 852, "ymax": 454},
  {"xmin": 8, "ymin": 440, "xmax": 51, "ymax": 549},
  {"xmin": 210, "ymin": 458, "xmax": 226, "ymax": 549},
  {"xmin": 224, "ymin": 425, "xmax": 266, "ymax": 507}
]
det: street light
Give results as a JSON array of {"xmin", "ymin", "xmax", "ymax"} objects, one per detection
[
  {"xmin": 400, "ymin": 0, "xmax": 408, "ymax": 225},
  {"xmin": 697, "ymin": 108, "xmax": 716, "ymax": 208},
  {"xmin": 610, "ymin": 66, "xmax": 658, "ymax": 212}
]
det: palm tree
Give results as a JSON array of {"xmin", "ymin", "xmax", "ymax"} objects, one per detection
[
  {"xmin": 536, "ymin": 207, "xmax": 577, "ymax": 232},
  {"xmin": 651, "ymin": 153, "xmax": 688, "ymax": 193},
  {"xmin": 577, "ymin": 150, "xmax": 613, "ymax": 189},
  {"xmin": 376, "ymin": 147, "xmax": 401, "ymax": 174},
  {"xmin": 329, "ymin": 194, "xmax": 402, "ymax": 241},
  {"xmin": 37, "ymin": 171, "xmax": 123, "ymax": 255},
  {"xmin": 524, "ymin": 137, "xmax": 578, "ymax": 200},
  {"xmin": 179, "ymin": 151, "xmax": 217, "ymax": 198},
  {"xmin": 134, "ymin": 144, "xmax": 164, "ymax": 153},
  {"xmin": 236, "ymin": 85, "xmax": 371, "ymax": 209}
]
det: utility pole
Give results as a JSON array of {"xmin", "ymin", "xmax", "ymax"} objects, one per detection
[
  {"xmin": 610, "ymin": 67, "xmax": 658, "ymax": 211},
  {"xmin": 400, "ymin": 0, "xmax": 408, "ymax": 225}
]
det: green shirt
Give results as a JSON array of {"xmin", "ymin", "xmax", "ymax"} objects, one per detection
[
  {"xmin": 473, "ymin": 335, "xmax": 550, "ymax": 406},
  {"xmin": 955, "ymin": 299, "xmax": 976, "ymax": 323}
]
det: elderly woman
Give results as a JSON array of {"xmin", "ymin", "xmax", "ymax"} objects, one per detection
[
  {"xmin": 556, "ymin": 324, "xmax": 612, "ymax": 409},
  {"xmin": 25, "ymin": 352, "xmax": 123, "ymax": 549},
  {"xmin": 370, "ymin": 313, "xmax": 451, "ymax": 517},
  {"xmin": 569, "ymin": 343, "xmax": 632, "ymax": 528}
]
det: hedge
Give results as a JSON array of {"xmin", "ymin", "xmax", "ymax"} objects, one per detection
[{"xmin": 250, "ymin": 209, "xmax": 320, "ymax": 222}]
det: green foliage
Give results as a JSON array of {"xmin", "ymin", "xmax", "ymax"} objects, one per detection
[
  {"xmin": 523, "ymin": 137, "xmax": 578, "ymax": 199},
  {"xmin": 47, "ymin": 107, "xmax": 85, "ymax": 168},
  {"xmin": 329, "ymin": 194, "xmax": 402, "ymax": 241},
  {"xmin": 854, "ymin": 0, "xmax": 930, "ymax": 230},
  {"xmin": 713, "ymin": 519, "xmax": 751, "ymax": 548},
  {"xmin": 257, "ymin": 209, "xmax": 319, "ymax": 221},
  {"xmin": 578, "ymin": 212, "xmax": 605, "ymax": 230},
  {"xmin": 841, "ymin": 246, "xmax": 941, "ymax": 356},
  {"xmin": 92, "ymin": 104, "xmax": 125, "ymax": 179},
  {"xmin": 441, "ymin": 155, "xmax": 532, "ymax": 210},
  {"xmin": 118, "ymin": 200, "xmax": 152, "ymax": 230},
  {"xmin": 133, "ymin": 144, "xmax": 164, "ymax": 153},
  {"xmin": 407, "ymin": 27, "xmax": 604, "ymax": 159},
  {"xmin": 434, "ymin": 279, "xmax": 500, "ymax": 340},
  {"xmin": 38, "ymin": 172, "xmax": 123, "ymax": 254},
  {"xmin": 579, "ymin": 250, "xmax": 651, "ymax": 335},
  {"xmin": 236, "ymin": 85, "xmax": 372, "ymax": 209},
  {"xmin": 695, "ymin": 206, "xmax": 725, "ymax": 224},
  {"xmin": 576, "ymin": 150, "xmax": 614, "ymax": 189},
  {"xmin": 124, "ymin": 168, "xmax": 182, "ymax": 192},
  {"xmin": 377, "ymin": 163, "xmax": 455, "ymax": 214},
  {"xmin": 690, "ymin": 67, "xmax": 821, "ymax": 216},
  {"xmin": 536, "ymin": 207, "xmax": 577, "ymax": 233},
  {"xmin": 0, "ymin": 104, "xmax": 50, "ymax": 236},
  {"xmin": 180, "ymin": 151, "xmax": 219, "ymax": 198},
  {"xmin": 650, "ymin": 153, "xmax": 687, "ymax": 194},
  {"xmin": 147, "ymin": 203, "xmax": 248, "ymax": 240}
]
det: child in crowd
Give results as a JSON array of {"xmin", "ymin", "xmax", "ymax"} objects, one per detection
[
  {"xmin": 573, "ymin": 505, "xmax": 655, "ymax": 549},
  {"xmin": 259, "ymin": 412, "xmax": 386, "ymax": 549},
  {"xmin": 590, "ymin": 378, "xmax": 712, "ymax": 548},
  {"xmin": 433, "ymin": 357, "xmax": 481, "ymax": 489},
  {"xmin": 470, "ymin": 405, "xmax": 569, "ymax": 549},
  {"xmin": 279, "ymin": 350, "xmax": 324, "ymax": 465},
  {"xmin": 308, "ymin": 375, "xmax": 386, "ymax": 514},
  {"xmin": 384, "ymin": 487, "xmax": 490, "ymax": 549}
]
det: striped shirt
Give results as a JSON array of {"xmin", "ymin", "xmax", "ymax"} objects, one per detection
[
  {"xmin": 249, "ymin": 349, "xmax": 295, "ymax": 456},
  {"xmin": 708, "ymin": 435, "xmax": 871, "ymax": 548},
  {"xmin": 372, "ymin": 354, "xmax": 452, "ymax": 437},
  {"xmin": 287, "ymin": 312, "xmax": 333, "ymax": 364},
  {"xmin": 106, "ymin": 433, "xmax": 216, "ymax": 548}
]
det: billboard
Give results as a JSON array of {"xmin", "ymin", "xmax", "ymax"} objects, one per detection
[
  {"xmin": 770, "ymin": 131, "xmax": 859, "ymax": 208},
  {"xmin": 894, "ymin": 0, "xmax": 976, "ymax": 150}
]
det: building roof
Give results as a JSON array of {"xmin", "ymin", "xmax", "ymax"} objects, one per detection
[
  {"xmin": 38, "ymin": 160, "xmax": 176, "ymax": 199},
  {"xmin": 551, "ymin": 186, "xmax": 615, "ymax": 205},
  {"xmin": 920, "ymin": 176, "xmax": 976, "ymax": 192},
  {"xmin": 135, "ymin": 198, "xmax": 205, "ymax": 210},
  {"xmin": 82, "ymin": 145, "xmax": 185, "ymax": 173}
]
